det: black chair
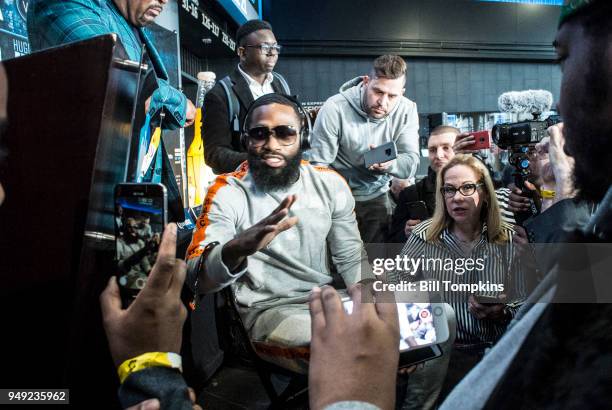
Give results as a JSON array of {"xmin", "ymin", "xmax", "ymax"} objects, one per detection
[{"xmin": 220, "ymin": 287, "xmax": 310, "ymax": 409}]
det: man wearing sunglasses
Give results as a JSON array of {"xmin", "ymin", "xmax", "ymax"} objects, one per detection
[
  {"xmin": 186, "ymin": 93, "xmax": 369, "ymax": 369},
  {"xmin": 203, "ymin": 19, "xmax": 292, "ymax": 175}
]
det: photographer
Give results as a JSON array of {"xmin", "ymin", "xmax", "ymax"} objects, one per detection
[{"xmin": 507, "ymin": 122, "xmax": 593, "ymax": 249}]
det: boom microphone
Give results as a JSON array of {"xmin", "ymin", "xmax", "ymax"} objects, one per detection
[{"xmin": 498, "ymin": 90, "xmax": 553, "ymax": 114}]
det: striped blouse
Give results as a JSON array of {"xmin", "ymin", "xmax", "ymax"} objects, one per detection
[
  {"xmin": 496, "ymin": 187, "xmax": 517, "ymax": 225},
  {"xmin": 387, "ymin": 219, "xmax": 525, "ymax": 345}
]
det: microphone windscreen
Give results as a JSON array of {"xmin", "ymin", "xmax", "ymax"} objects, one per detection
[{"xmin": 498, "ymin": 90, "xmax": 553, "ymax": 114}]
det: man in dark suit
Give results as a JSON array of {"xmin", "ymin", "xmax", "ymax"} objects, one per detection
[{"xmin": 202, "ymin": 19, "xmax": 291, "ymax": 174}]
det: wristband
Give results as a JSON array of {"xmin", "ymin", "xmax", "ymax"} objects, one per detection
[
  {"xmin": 540, "ymin": 189, "xmax": 555, "ymax": 199},
  {"xmin": 118, "ymin": 352, "xmax": 182, "ymax": 384}
]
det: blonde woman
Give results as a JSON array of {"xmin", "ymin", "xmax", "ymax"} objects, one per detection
[{"xmin": 391, "ymin": 154, "xmax": 524, "ymax": 409}]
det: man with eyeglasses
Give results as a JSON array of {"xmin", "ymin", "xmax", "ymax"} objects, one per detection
[
  {"xmin": 187, "ymin": 93, "xmax": 370, "ymax": 370},
  {"xmin": 203, "ymin": 19, "xmax": 293, "ymax": 175}
]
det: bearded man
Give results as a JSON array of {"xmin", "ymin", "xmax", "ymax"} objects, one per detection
[{"xmin": 186, "ymin": 93, "xmax": 370, "ymax": 369}]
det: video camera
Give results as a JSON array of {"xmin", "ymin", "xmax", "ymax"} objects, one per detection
[
  {"xmin": 494, "ymin": 90, "xmax": 560, "ymax": 225},
  {"xmin": 492, "ymin": 115, "xmax": 562, "ymax": 149}
]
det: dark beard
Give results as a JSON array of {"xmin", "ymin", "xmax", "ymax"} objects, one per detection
[
  {"xmin": 248, "ymin": 149, "xmax": 303, "ymax": 191},
  {"xmin": 563, "ymin": 45, "xmax": 612, "ymax": 203}
]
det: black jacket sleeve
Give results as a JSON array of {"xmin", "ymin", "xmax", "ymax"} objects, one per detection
[
  {"xmin": 202, "ymin": 87, "xmax": 248, "ymax": 174},
  {"xmin": 118, "ymin": 367, "xmax": 193, "ymax": 410},
  {"xmin": 387, "ymin": 185, "xmax": 421, "ymax": 243}
]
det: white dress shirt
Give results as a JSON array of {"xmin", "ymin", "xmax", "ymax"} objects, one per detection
[{"xmin": 237, "ymin": 64, "xmax": 274, "ymax": 99}]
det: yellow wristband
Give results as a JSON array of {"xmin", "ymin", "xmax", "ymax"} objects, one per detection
[
  {"xmin": 540, "ymin": 189, "xmax": 556, "ymax": 199},
  {"xmin": 117, "ymin": 352, "xmax": 182, "ymax": 384}
]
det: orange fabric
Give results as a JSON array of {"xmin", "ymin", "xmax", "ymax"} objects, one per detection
[
  {"xmin": 186, "ymin": 162, "xmax": 249, "ymax": 260},
  {"xmin": 252, "ymin": 341, "xmax": 310, "ymax": 360}
]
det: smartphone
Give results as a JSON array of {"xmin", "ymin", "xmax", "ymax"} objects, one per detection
[
  {"xmin": 343, "ymin": 292, "xmax": 449, "ymax": 368},
  {"xmin": 407, "ymin": 201, "xmax": 429, "ymax": 221},
  {"xmin": 398, "ymin": 344, "xmax": 442, "ymax": 368},
  {"xmin": 364, "ymin": 141, "xmax": 398, "ymax": 168},
  {"xmin": 114, "ymin": 183, "xmax": 168, "ymax": 307},
  {"xmin": 463, "ymin": 130, "xmax": 491, "ymax": 151},
  {"xmin": 474, "ymin": 294, "xmax": 504, "ymax": 305}
]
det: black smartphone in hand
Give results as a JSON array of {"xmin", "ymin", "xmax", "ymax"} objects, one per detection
[
  {"xmin": 407, "ymin": 201, "xmax": 429, "ymax": 221},
  {"xmin": 114, "ymin": 183, "xmax": 168, "ymax": 307}
]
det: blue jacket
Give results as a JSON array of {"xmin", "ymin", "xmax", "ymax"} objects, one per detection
[{"xmin": 27, "ymin": 0, "xmax": 186, "ymax": 129}]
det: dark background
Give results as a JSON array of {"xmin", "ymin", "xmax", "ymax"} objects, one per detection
[{"xmin": 181, "ymin": 0, "xmax": 562, "ymax": 113}]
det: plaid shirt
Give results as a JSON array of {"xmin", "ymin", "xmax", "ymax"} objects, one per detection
[{"xmin": 28, "ymin": 0, "xmax": 186, "ymax": 129}]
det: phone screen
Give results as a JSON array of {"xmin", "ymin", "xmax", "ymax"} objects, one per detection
[
  {"xmin": 343, "ymin": 301, "xmax": 437, "ymax": 351},
  {"xmin": 114, "ymin": 184, "xmax": 167, "ymax": 304}
]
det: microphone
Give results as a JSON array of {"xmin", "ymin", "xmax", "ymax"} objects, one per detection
[{"xmin": 498, "ymin": 90, "xmax": 553, "ymax": 114}]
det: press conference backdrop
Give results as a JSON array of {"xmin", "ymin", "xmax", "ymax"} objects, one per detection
[{"xmin": 0, "ymin": 0, "xmax": 30, "ymax": 61}]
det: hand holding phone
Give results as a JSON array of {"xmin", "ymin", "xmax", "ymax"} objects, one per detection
[
  {"xmin": 100, "ymin": 223, "xmax": 187, "ymax": 367},
  {"xmin": 407, "ymin": 201, "xmax": 429, "ymax": 221},
  {"xmin": 115, "ymin": 183, "xmax": 168, "ymax": 307},
  {"xmin": 342, "ymin": 286, "xmax": 449, "ymax": 368},
  {"xmin": 454, "ymin": 131, "xmax": 491, "ymax": 153},
  {"xmin": 468, "ymin": 294, "xmax": 508, "ymax": 322},
  {"xmin": 309, "ymin": 285, "xmax": 399, "ymax": 410},
  {"xmin": 365, "ymin": 141, "xmax": 398, "ymax": 170}
]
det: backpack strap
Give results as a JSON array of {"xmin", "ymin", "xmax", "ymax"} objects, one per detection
[
  {"xmin": 219, "ymin": 76, "xmax": 241, "ymax": 133},
  {"xmin": 272, "ymin": 71, "xmax": 291, "ymax": 95}
]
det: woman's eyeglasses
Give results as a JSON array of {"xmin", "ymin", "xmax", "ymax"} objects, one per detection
[
  {"xmin": 247, "ymin": 125, "xmax": 298, "ymax": 147},
  {"xmin": 441, "ymin": 183, "xmax": 483, "ymax": 198}
]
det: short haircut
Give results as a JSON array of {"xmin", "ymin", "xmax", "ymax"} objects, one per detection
[
  {"xmin": 244, "ymin": 93, "xmax": 302, "ymax": 130},
  {"xmin": 430, "ymin": 125, "xmax": 460, "ymax": 138},
  {"xmin": 236, "ymin": 19, "xmax": 273, "ymax": 47},
  {"xmin": 370, "ymin": 55, "xmax": 407, "ymax": 81}
]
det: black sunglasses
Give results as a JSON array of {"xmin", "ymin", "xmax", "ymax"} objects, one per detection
[{"xmin": 247, "ymin": 125, "xmax": 298, "ymax": 146}]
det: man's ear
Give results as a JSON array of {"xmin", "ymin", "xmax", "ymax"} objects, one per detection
[
  {"xmin": 362, "ymin": 75, "xmax": 370, "ymax": 85},
  {"xmin": 237, "ymin": 46, "xmax": 245, "ymax": 59},
  {"xmin": 402, "ymin": 87, "xmax": 406, "ymax": 96}
]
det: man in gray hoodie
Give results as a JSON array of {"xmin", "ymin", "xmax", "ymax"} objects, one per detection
[{"xmin": 307, "ymin": 55, "xmax": 420, "ymax": 244}]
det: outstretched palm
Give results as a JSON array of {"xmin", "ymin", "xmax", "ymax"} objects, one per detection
[{"xmin": 222, "ymin": 195, "xmax": 299, "ymax": 271}]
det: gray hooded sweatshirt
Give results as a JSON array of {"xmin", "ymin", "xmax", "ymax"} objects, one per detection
[{"xmin": 306, "ymin": 77, "xmax": 420, "ymax": 201}]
